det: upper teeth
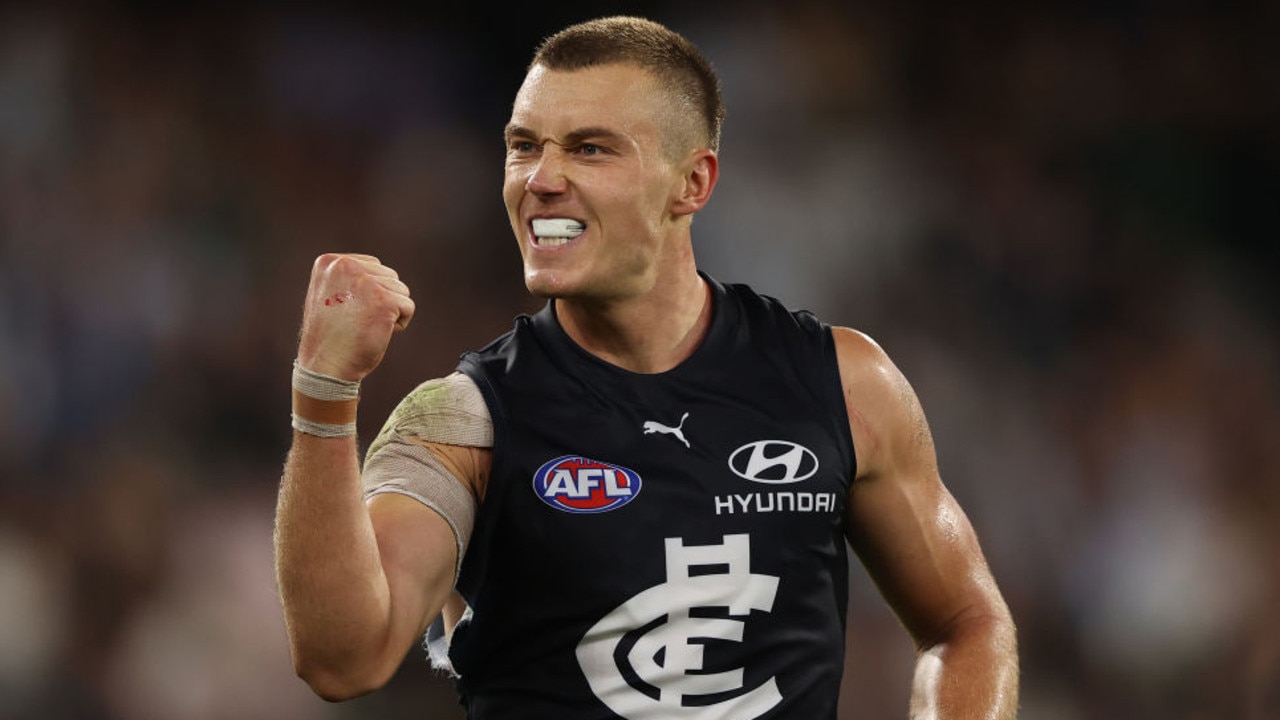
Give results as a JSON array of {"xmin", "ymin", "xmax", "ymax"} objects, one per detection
[{"xmin": 532, "ymin": 218, "xmax": 585, "ymax": 238}]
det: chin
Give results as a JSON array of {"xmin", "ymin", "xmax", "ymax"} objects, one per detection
[{"xmin": 524, "ymin": 269, "xmax": 578, "ymax": 299}]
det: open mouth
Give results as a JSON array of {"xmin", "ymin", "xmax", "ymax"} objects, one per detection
[{"xmin": 531, "ymin": 218, "xmax": 586, "ymax": 247}]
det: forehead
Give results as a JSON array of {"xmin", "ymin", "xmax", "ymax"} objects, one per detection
[{"xmin": 510, "ymin": 63, "xmax": 667, "ymax": 137}]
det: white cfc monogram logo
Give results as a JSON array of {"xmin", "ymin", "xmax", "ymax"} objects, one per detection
[{"xmin": 575, "ymin": 534, "xmax": 782, "ymax": 719}]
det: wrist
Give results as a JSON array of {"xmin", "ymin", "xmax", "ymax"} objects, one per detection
[{"xmin": 291, "ymin": 361, "xmax": 360, "ymax": 437}]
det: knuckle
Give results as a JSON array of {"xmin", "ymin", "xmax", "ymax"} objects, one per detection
[{"xmin": 328, "ymin": 255, "xmax": 367, "ymax": 283}]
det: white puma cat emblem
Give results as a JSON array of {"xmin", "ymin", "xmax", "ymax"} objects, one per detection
[{"xmin": 643, "ymin": 412, "xmax": 690, "ymax": 448}]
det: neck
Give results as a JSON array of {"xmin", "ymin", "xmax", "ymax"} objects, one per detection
[{"xmin": 554, "ymin": 268, "xmax": 712, "ymax": 374}]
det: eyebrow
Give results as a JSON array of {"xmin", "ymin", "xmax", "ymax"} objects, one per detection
[{"xmin": 504, "ymin": 124, "xmax": 627, "ymax": 147}]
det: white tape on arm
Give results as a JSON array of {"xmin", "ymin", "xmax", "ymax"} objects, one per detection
[
  {"xmin": 361, "ymin": 373, "xmax": 492, "ymax": 580},
  {"xmin": 363, "ymin": 442, "xmax": 477, "ymax": 580},
  {"xmin": 368, "ymin": 373, "xmax": 493, "ymax": 451}
]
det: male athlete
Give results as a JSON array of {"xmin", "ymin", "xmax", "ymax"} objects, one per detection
[{"xmin": 275, "ymin": 16, "xmax": 1018, "ymax": 719}]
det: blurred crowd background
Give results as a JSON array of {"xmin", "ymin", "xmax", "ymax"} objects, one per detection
[{"xmin": 1, "ymin": 0, "xmax": 1277, "ymax": 718}]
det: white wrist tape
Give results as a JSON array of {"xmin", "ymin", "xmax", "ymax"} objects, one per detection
[
  {"xmin": 291, "ymin": 361, "xmax": 361, "ymax": 437},
  {"xmin": 291, "ymin": 415, "xmax": 358, "ymax": 438},
  {"xmin": 292, "ymin": 361, "xmax": 361, "ymax": 401}
]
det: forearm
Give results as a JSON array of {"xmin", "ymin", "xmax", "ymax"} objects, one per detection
[
  {"xmin": 908, "ymin": 612, "xmax": 1019, "ymax": 720},
  {"xmin": 275, "ymin": 433, "xmax": 395, "ymax": 698}
]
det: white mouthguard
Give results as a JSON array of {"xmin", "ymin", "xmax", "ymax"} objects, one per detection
[{"xmin": 531, "ymin": 218, "xmax": 585, "ymax": 238}]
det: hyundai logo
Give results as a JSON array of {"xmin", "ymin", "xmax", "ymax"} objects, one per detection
[{"xmin": 728, "ymin": 441, "xmax": 818, "ymax": 484}]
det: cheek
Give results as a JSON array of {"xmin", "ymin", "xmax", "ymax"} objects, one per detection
[
  {"xmin": 598, "ymin": 176, "xmax": 664, "ymax": 222},
  {"xmin": 502, "ymin": 170, "xmax": 523, "ymax": 209},
  {"xmin": 502, "ymin": 178, "xmax": 527, "ymax": 247},
  {"xmin": 503, "ymin": 157, "xmax": 535, "ymax": 195},
  {"xmin": 635, "ymin": 180, "xmax": 675, "ymax": 232}
]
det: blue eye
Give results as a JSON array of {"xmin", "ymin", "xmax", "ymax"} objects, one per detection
[{"xmin": 509, "ymin": 140, "xmax": 538, "ymax": 154}]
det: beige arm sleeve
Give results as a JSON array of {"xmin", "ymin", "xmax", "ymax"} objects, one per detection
[{"xmin": 361, "ymin": 372, "xmax": 492, "ymax": 581}]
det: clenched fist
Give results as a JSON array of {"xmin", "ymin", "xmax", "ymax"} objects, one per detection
[{"xmin": 296, "ymin": 254, "xmax": 415, "ymax": 381}]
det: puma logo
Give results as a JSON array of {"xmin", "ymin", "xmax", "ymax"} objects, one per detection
[{"xmin": 643, "ymin": 412, "xmax": 690, "ymax": 448}]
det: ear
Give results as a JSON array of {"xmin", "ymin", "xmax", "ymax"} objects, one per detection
[{"xmin": 670, "ymin": 149, "xmax": 719, "ymax": 217}]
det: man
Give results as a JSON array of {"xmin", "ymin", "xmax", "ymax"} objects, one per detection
[{"xmin": 275, "ymin": 15, "xmax": 1018, "ymax": 719}]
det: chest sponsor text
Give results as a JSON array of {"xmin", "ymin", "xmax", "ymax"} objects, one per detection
[{"xmin": 714, "ymin": 490, "xmax": 839, "ymax": 515}]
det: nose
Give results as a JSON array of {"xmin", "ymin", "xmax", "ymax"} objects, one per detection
[{"xmin": 526, "ymin": 145, "xmax": 569, "ymax": 196}]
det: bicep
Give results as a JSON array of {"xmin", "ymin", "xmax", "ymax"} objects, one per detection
[
  {"xmin": 363, "ymin": 440, "xmax": 490, "ymax": 661},
  {"xmin": 846, "ymin": 469, "xmax": 998, "ymax": 647},
  {"xmin": 368, "ymin": 492, "xmax": 460, "ymax": 643},
  {"xmin": 834, "ymin": 327, "xmax": 1002, "ymax": 647}
]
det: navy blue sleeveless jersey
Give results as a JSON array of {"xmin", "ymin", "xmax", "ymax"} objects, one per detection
[{"xmin": 452, "ymin": 274, "xmax": 856, "ymax": 720}]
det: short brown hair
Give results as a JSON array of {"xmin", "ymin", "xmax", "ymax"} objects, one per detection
[{"xmin": 530, "ymin": 16, "xmax": 725, "ymax": 153}]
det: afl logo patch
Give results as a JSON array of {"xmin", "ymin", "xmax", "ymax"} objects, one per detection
[
  {"xmin": 533, "ymin": 455, "xmax": 643, "ymax": 514},
  {"xmin": 728, "ymin": 441, "xmax": 819, "ymax": 484}
]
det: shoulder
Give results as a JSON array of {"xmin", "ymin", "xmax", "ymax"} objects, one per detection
[
  {"xmin": 830, "ymin": 326, "xmax": 895, "ymax": 381},
  {"xmin": 393, "ymin": 373, "xmax": 489, "ymax": 427},
  {"xmin": 367, "ymin": 372, "xmax": 493, "ymax": 458},
  {"xmin": 719, "ymin": 279, "xmax": 829, "ymax": 342},
  {"xmin": 830, "ymin": 327, "xmax": 934, "ymax": 480},
  {"xmin": 365, "ymin": 372, "xmax": 494, "ymax": 499}
]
